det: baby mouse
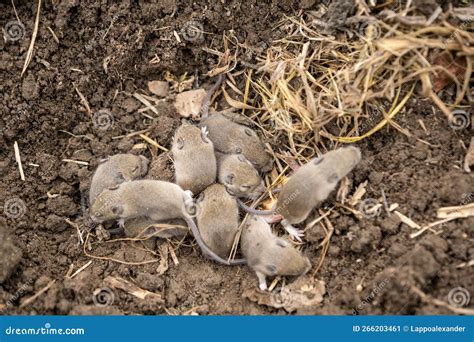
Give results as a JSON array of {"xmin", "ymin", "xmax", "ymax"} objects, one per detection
[
  {"xmin": 196, "ymin": 183, "xmax": 240, "ymax": 259},
  {"xmin": 239, "ymin": 146, "xmax": 362, "ymax": 240},
  {"xmin": 89, "ymin": 180, "xmax": 245, "ymax": 266},
  {"xmin": 89, "ymin": 154, "xmax": 149, "ymax": 206},
  {"xmin": 172, "ymin": 122, "xmax": 217, "ymax": 194},
  {"xmin": 241, "ymin": 215, "xmax": 311, "ymax": 290},
  {"xmin": 199, "ymin": 74, "xmax": 273, "ymax": 172},
  {"xmin": 216, "ymin": 152, "xmax": 265, "ymax": 198}
]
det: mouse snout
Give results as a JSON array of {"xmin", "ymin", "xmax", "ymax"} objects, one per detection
[
  {"xmin": 302, "ymin": 257, "xmax": 312, "ymax": 274},
  {"xmin": 260, "ymin": 158, "xmax": 273, "ymax": 173}
]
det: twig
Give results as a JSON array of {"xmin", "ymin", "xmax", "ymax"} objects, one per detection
[
  {"xmin": 21, "ymin": 0, "xmax": 42, "ymax": 76},
  {"xmin": 20, "ymin": 279, "xmax": 55, "ymax": 308},
  {"xmin": 68, "ymin": 260, "xmax": 93, "ymax": 279},
  {"xmin": 73, "ymin": 83, "xmax": 92, "ymax": 117},
  {"xmin": 13, "ymin": 141, "xmax": 25, "ymax": 181}
]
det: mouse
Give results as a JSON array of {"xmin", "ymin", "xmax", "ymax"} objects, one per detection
[
  {"xmin": 195, "ymin": 183, "xmax": 240, "ymax": 259},
  {"xmin": 89, "ymin": 154, "xmax": 149, "ymax": 206},
  {"xmin": 171, "ymin": 122, "xmax": 217, "ymax": 194},
  {"xmin": 89, "ymin": 180, "xmax": 245, "ymax": 266},
  {"xmin": 199, "ymin": 74, "xmax": 273, "ymax": 172},
  {"xmin": 240, "ymin": 215, "xmax": 311, "ymax": 290},
  {"xmin": 239, "ymin": 146, "xmax": 362, "ymax": 241},
  {"xmin": 216, "ymin": 152, "xmax": 265, "ymax": 198}
]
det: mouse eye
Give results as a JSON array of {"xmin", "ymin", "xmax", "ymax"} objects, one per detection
[
  {"xmin": 235, "ymin": 147, "xmax": 242, "ymax": 154},
  {"xmin": 225, "ymin": 174, "xmax": 235, "ymax": 185},
  {"xmin": 313, "ymin": 156, "xmax": 324, "ymax": 165},
  {"xmin": 240, "ymin": 185, "xmax": 250, "ymax": 192},
  {"xmin": 176, "ymin": 137, "xmax": 184, "ymax": 150},
  {"xmin": 255, "ymin": 170, "xmax": 259, "ymax": 176},
  {"xmin": 244, "ymin": 128, "xmax": 253, "ymax": 136},
  {"xmin": 132, "ymin": 165, "xmax": 139, "ymax": 173}
]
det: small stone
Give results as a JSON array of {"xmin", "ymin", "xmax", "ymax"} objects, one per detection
[
  {"xmin": 21, "ymin": 74, "xmax": 39, "ymax": 100},
  {"xmin": 174, "ymin": 89, "xmax": 206, "ymax": 119},
  {"xmin": 148, "ymin": 80, "xmax": 169, "ymax": 97},
  {"xmin": 0, "ymin": 221, "xmax": 22, "ymax": 283}
]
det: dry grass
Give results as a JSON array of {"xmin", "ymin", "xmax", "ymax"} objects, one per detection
[
  {"xmin": 211, "ymin": 2, "xmax": 473, "ymax": 171},
  {"xmin": 204, "ymin": 2, "xmax": 473, "ymax": 275}
]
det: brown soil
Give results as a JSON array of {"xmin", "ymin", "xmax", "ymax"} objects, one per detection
[{"xmin": 1, "ymin": 0, "xmax": 473, "ymax": 315}]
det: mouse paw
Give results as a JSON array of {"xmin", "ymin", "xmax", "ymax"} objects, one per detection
[
  {"xmin": 117, "ymin": 218, "xmax": 125, "ymax": 228},
  {"xmin": 201, "ymin": 126, "xmax": 209, "ymax": 136},
  {"xmin": 256, "ymin": 272, "xmax": 268, "ymax": 291},
  {"xmin": 282, "ymin": 221, "xmax": 304, "ymax": 242}
]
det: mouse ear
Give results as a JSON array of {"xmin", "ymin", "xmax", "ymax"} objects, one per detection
[
  {"xmin": 176, "ymin": 137, "xmax": 184, "ymax": 150},
  {"xmin": 111, "ymin": 205, "xmax": 123, "ymax": 215},
  {"xmin": 114, "ymin": 172, "xmax": 125, "ymax": 183},
  {"xmin": 327, "ymin": 173, "xmax": 340, "ymax": 183},
  {"xmin": 140, "ymin": 156, "xmax": 150, "ymax": 170},
  {"xmin": 265, "ymin": 264, "xmax": 278, "ymax": 276},
  {"xmin": 197, "ymin": 192, "xmax": 205, "ymax": 202},
  {"xmin": 313, "ymin": 156, "xmax": 324, "ymax": 165},
  {"xmin": 225, "ymin": 186, "xmax": 235, "ymax": 196},
  {"xmin": 237, "ymin": 154, "xmax": 246, "ymax": 162},
  {"xmin": 225, "ymin": 173, "xmax": 235, "ymax": 184}
]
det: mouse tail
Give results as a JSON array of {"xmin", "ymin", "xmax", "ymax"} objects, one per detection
[
  {"xmin": 237, "ymin": 198, "xmax": 274, "ymax": 216},
  {"xmin": 183, "ymin": 215, "xmax": 246, "ymax": 266},
  {"xmin": 200, "ymin": 73, "xmax": 225, "ymax": 119}
]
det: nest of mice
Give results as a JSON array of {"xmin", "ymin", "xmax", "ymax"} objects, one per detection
[
  {"xmin": 86, "ymin": 4, "xmax": 473, "ymax": 291},
  {"xmin": 86, "ymin": 74, "xmax": 363, "ymax": 290}
]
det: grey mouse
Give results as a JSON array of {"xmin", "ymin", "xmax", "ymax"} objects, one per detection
[
  {"xmin": 89, "ymin": 180, "xmax": 245, "ymax": 266},
  {"xmin": 216, "ymin": 152, "xmax": 265, "ymax": 198},
  {"xmin": 239, "ymin": 146, "xmax": 362, "ymax": 240},
  {"xmin": 240, "ymin": 215, "xmax": 311, "ymax": 290},
  {"xmin": 172, "ymin": 122, "xmax": 217, "ymax": 194},
  {"xmin": 89, "ymin": 154, "xmax": 149, "ymax": 205},
  {"xmin": 196, "ymin": 183, "xmax": 240, "ymax": 259},
  {"xmin": 199, "ymin": 74, "xmax": 273, "ymax": 172}
]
